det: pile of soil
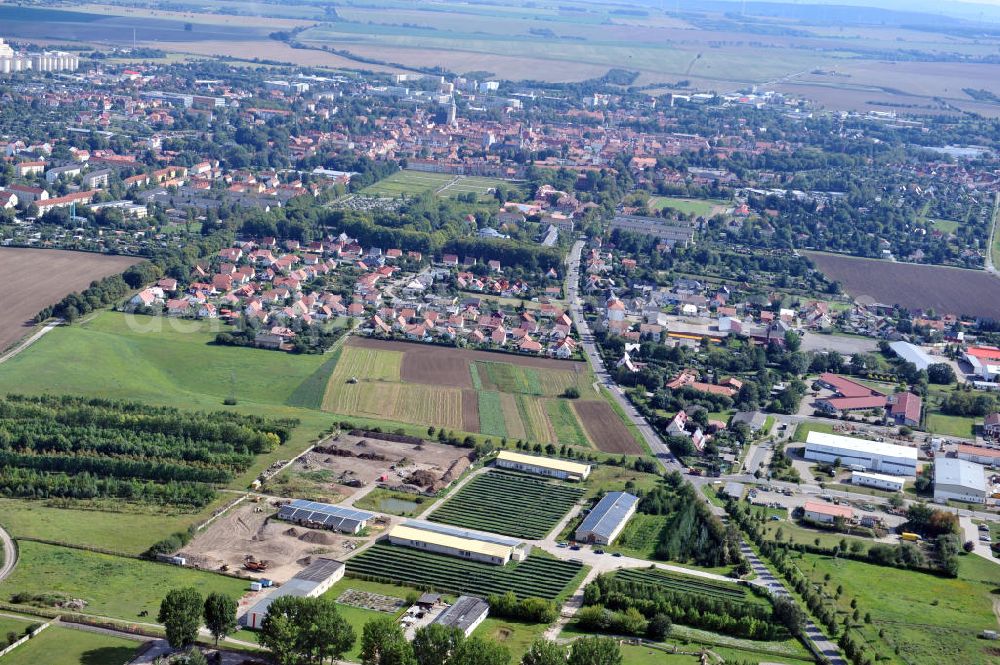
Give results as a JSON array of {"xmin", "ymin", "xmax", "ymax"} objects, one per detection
[{"xmin": 299, "ymin": 531, "xmax": 337, "ymax": 545}]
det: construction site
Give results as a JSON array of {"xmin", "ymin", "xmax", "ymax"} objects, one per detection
[
  {"xmin": 263, "ymin": 432, "xmax": 473, "ymax": 501},
  {"xmin": 177, "ymin": 500, "xmax": 390, "ymax": 583}
]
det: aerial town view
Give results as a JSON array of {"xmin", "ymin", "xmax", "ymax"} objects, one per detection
[{"xmin": 2, "ymin": 0, "xmax": 1000, "ymax": 664}]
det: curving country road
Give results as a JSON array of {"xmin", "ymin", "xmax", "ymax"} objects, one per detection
[
  {"xmin": 0, "ymin": 524, "xmax": 17, "ymax": 582},
  {"xmin": 565, "ymin": 240, "xmax": 847, "ymax": 665}
]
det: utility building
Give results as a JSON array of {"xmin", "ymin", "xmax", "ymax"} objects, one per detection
[
  {"xmin": 851, "ymin": 471, "xmax": 906, "ymax": 492},
  {"xmin": 495, "ymin": 451, "xmax": 591, "ymax": 481},
  {"xmin": 276, "ymin": 500, "xmax": 374, "ymax": 534},
  {"xmin": 432, "ymin": 596, "xmax": 489, "ymax": 636},
  {"xmin": 240, "ymin": 558, "xmax": 345, "ymax": 628},
  {"xmin": 934, "ymin": 457, "xmax": 987, "ymax": 504},
  {"xmin": 387, "ymin": 521, "xmax": 530, "ymax": 566},
  {"xmin": 574, "ymin": 492, "xmax": 639, "ymax": 545},
  {"xmin": 804, "ymin": 431, "xmax": 917, "ymax": 476}
]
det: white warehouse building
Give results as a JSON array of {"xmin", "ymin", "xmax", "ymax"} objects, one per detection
[
  {"xmin": 495, "ymin": 450, "xmax": 591, "ymax": 481},
  {"xmin": 888, "ymin": 341, "xmax": 935, "ymax": 372},
  {"xmin": 387, "ymin": 521, "xmax": 530, "ymax": 566},
  {"xmin": 240, "ymin": 558, "xmax": 345, "ymax": 629},
  {"xmin": 851, "ymin": 470, "xmax": 906, "ymax": 492},
  {"xmin": 804, "ymin": 431, "xmax": 917, "ymax": 476},
  {"xmin": 934, "ymin": 457, "xmax": 987, "ymax": 504}
]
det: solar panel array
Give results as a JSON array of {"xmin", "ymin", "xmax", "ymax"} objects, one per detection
[{"xmin": 277, "ymin": 499, "xmax": 375, "ymax": 532}]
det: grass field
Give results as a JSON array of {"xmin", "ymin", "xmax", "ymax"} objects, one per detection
[
  {"xmin": 545, "ymin": 399, "xmax": 591, "ymax": 447},
  {"xmin": 796, "ymin": 552, "xmax": 1000, "ymax": 665},
  {"xmin": 0, "ymin": 498, "xmax": 231, "ymax": 555},
  {"xmin": 0, "ymin": 625, "xmax": 141, "ymax": 665},
  {"xmin": 0, "ymin": 613, "xmax": 38, "ymax": 641},
  {"xmin": 347, "ymin": 542, "xmax": 584, "ymax": 601},
  {"xmin": 477, "ymin": 390, "xmax": 507, "ymax": 437},
  {"xmin": 792, "ymin": 421, "xmax": 836, "ymax": 442},
  {"xmin": 0, "ymin": 311, "xmax": 334, "ymax": 484},
  {"xmin": 648, "ymin": 197, "xmax": 728, "ymax": 217},
  {"xmin": 604, "ymin": 513, "xmax": 668, "ymax": 559},
  {"xmin": 361, "ymin": 170, "xmax": 510, "ymax": 200},
  {"xmin": 472, "ymin": 618, "xmax": 549, "ymax": 662},
  {"xmin": 925, "ymin": 412, "xmax": 976, "ymax": 438},
  {"xmin": 0, "ymin": 541, "xmax": 249, "ymax": 622},
  {"xmin": 328, "ymin": 345, "xmax": 403, "ymax": 384},
  {"xmin": 429, "ymin": 471, "xmax": 583, "ymax": 539}
]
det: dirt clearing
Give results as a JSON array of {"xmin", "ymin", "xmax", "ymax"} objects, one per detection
[
  {"xmin": 178, "ymin": 501, "xmax": 383, "ymax": 582},
  {"xmin": 0, "ymin": 248, "xmax": 136, "ymax": 352},
  {"xmin": 264, "ymin": 432, "xmax": 473, "ymax": 501},
  {"xmin": 573, "ymin": 401, "xmax": 644, "ymax": 454}
]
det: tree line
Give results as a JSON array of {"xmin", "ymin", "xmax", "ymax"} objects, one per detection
[{"xmin": 156, "ymin": 587, "xmax": 627, "ymax": 665}]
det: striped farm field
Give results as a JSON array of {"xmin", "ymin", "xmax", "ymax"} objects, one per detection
[
  {"xmin": 613, "ymin": 568, "xmax": 765, "ymax": 606},
  {"xmin": 545, "ymin": 399, "xmax": 591, "ymax": 447},
  {"xmin": 346, "ymin": 542, "xmax": 584, "ymax": 600},
  {"xmin": 428, "ymin": 470, "xmax": 583, "ymax": 539},
  {"xmin": 477, "ymin": 361, "xmax": 592, "ymax": 398},
  {"xmin": 328, "ymin": 346, "xmax": 402, "ymax": 384},
  {"xmin": 516, "ymin": 394, "xmax": 557, "ymax": 443},
  {"xmin": 324, "ymin": 382, "xmax": 466, "ymax": 430},
  {"xmin": 499, "ymin": 393, "xmax": 527, "ymax": 440},
  {"xmin": 477, "ymin": 391, "xmax": 507, "ymax": 437}
]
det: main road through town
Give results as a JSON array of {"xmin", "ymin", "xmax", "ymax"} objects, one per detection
[{"xmin": 564, "ymin": 240, "xmax": 847, "ymax": 665}]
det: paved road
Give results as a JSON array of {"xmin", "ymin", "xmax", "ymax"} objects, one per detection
[
  {"xmin": 565, "ymin": 241, "xmax": 847, "ymax": 664},
  {"xmin": 986, "ymin": 191, "xmax": 999, "ymax": 277},
  {"xmin": 565, "ymin": 241, "xmax": 680, "ymax": 471},
  {"xmin": 0, "ymin": 525, "xmax": 17, "ymax": 582}
]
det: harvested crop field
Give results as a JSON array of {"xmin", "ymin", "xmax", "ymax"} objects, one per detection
[
  {"xmin": 349, "ymin": 337, "xmax": 589, "ymax": 389},
  {"xmin": 574, "ymin": 401, "xmax": 644, "ymax": 454},
  {"xmin": 324, "ymin": 382, "xmax": 466, "ymax": 431},
  {"xmin": 804, "ymin": 251, "xmax": 1000, "ymax": 320},
  {"xmin": 0, "ymin": 248, "xmax": 136, "ymax": 352}
]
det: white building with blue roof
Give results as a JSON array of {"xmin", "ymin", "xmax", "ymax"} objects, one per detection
[{"xmin": 574, "ymin": 491, "xmax": 639, "ymax": 545}]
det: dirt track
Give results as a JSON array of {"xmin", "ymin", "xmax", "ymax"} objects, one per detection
[
  {"xmin": 573, "ymin": 401, "xmax": 644, "ymax": 454},
  {"xmin": 0, "ymin": 248, "xmax": 136, "ymax": 352}
]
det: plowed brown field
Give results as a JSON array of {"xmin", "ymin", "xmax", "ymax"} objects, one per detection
[
  {"xmin": 574, "ymin": 401, "xmax": 644, "ymax": 454},
  {"xmin": 0, "ymin": 248, "xmax": 137, "ymax": 352}
]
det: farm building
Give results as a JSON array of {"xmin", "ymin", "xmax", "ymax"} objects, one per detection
[
  {"xmin": 803, "ymin": 431, "xmax": 917, "ymax": 476},
  {"xmin": 888, "ymin": 341, "xmax": 935, "ymax": 371},
  {"xmin": 495, "ymin": 450, "xmax": 591, "ymax": 481},
  {"xmin": 815, "ymin": 373, "xmax": 887, "ymax": 413},
  {"xmin": 965, "ymin": 347, "xmax": 1000, "ymax": 381},
  {"xmin": 851, "ymin": 471, "xmax": 906, "ymax": 492},
  {"xmin": 888, "ymin": 392, "xmax": 922, "ymax": 428},
  {"xmin": 240, "ymin": 558, "xmax": 345, "ymax": 629},
  {"xmin": 575, "ymin": 492, "xmax": 639, "ymax": 545},
  {"xmin": 386, "ymin": 521, "xmax": 530, "ymax": 566},
  {"xmin": 984, "ymin": 413, "xmax": 1000, "ymax": 438},
  {"xmin": 802, "ymin": 501, "xmax": 854, "ymax": 525},
  {"xmin": 934, "ymin": 457, "xmax": 987, "ymax": 504},
  {"xmin": 958, "ymin": 443, "xmax": 1000, "ymax": 467},
  {"xmin": 432, "ymin": 595, "xmax": 490, "ymax": 636},
  {"xmin": 276, "ymin": 500, "xmax": 374, "ymax": 534}
]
